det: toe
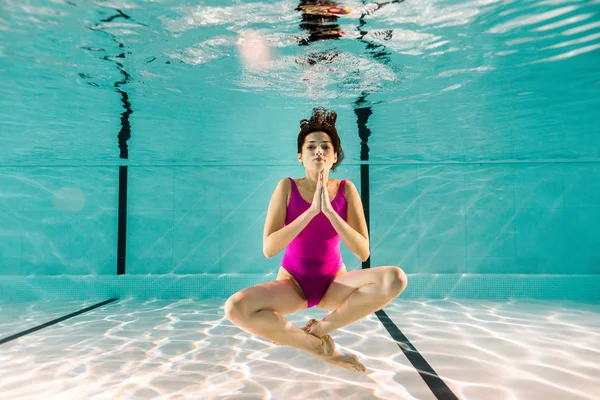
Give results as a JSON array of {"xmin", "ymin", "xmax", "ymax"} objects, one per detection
[{"xmin": 302, "ymin": 318, "xmax": 318, "ymax": 331}]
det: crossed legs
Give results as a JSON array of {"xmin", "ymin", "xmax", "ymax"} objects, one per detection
[{"xmin": 224, "ymin": 265, "xmax": 407, "ymax": 371}]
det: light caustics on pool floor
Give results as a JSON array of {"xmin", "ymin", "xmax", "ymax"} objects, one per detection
[{"xmin": 0, "ymin": 299, "xmax": 599, "ymax": 400}]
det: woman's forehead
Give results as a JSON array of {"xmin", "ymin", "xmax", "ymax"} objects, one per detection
[{"xmin": 305, "ymin": 131, "xmax": 331, "ymax": 141}]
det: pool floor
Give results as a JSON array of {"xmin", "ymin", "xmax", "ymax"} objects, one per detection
[{"xmin": 1, "ymin": 298, "xmax": 599, "ymax": 399}]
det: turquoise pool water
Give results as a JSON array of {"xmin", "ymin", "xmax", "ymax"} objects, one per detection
[{"xmin": 0, "ymin": 0, "xmax": 598, "ymax": 301}]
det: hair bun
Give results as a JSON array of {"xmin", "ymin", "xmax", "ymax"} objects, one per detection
[{"xmin": 310, "ymin": 106, "xmax": 337, "ymax": 127}]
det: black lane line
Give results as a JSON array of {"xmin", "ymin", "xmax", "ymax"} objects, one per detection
[
  {"xmin": 375, "ymin": 309, "xmax": 459, "ymax": 400},
  {"xmin": 360, "ymin": 163, "xmax": 370, "ymax": 269},
  {"xmin": 85, "ymin": 10, "xmax": 133, "ymax": 274},
  {"xmin": 356, "ymin": 97, "xmax": 372, "ymax": 270},
  {"xmin": 0, "ymin": 299, "xmax": 119, "ymax": 346},
  {"xmin": 117, "ymin": 165, "xmax": 128, "ymax": 275}
]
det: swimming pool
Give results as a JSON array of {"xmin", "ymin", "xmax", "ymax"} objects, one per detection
[{"xmin": 1, "ymin": 0, "xmax": 599, "ymax": 398}]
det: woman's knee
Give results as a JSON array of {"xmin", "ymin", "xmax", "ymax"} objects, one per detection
[
  {"xmin": 383, "ymin": 266, "xmax": 408, "ymax": 296},
  {"xmin": 224, "ymin": 291, "xmax": 251, "ymax": 323}
]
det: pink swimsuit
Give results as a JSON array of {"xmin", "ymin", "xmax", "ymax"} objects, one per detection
[{"xmin": 282, "ymin": 178, "xmax": 347, "ymax": 308}]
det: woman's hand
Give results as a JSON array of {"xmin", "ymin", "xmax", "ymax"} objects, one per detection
[
  {"xmin": 308, "ymin": 172, "xmax": 323, "ymax": 217},
  {"xmin": 320, "ymin": 170, "xmax": 335, "ymax": 217}
]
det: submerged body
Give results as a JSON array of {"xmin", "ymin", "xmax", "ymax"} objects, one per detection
[
  {"xmin": 224, "ymin": 107, "xmax": 407, "ymax": 373},
  {"xmin": 281, "ymin": 177, "xmax": 347, "ymax": 308}
]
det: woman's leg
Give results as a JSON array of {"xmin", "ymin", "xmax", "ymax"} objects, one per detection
[
  {"xmin": 224, "ymin": 279, "xmax": 318, "ymax": 352},
  {"xmin": 224, "ymin": 277, "xmax": 366, "ymax": 372},
  {"xmin": 310, "ymin": 265, "xmax": 408, "ymax": 337}
]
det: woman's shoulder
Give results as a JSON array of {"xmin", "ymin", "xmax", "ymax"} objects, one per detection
[
  {"xmin": 276, "ymin": 177, "xmax": 293, "ymax": 190},
  {"xmin": 274, "ymin": 178, "xmax": 293, "ymax": 207},
  {"xmin": 339, "ymin": 179, "xmax": 359, "ymax": 200}
]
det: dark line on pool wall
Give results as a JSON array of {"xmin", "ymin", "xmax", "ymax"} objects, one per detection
[
  {"xmin": 0, "ymin": 299, "xmax": 119, "ymax": 346},
  {"xmin": 87, "ymin": 10, "xmax": 134, "ymax": 274},
  {"xmin": 375, "ymin": 310, "xmax": 459, "ymax": 400},
  {"xmin": 353, "ymin": 0, "xmax": 397, "ymax": 270},
  {"xmin": 115, "ymin": 56, "xmax": 131, "ymax": 275},
  {"xmin": 360, "ymin": 163, "xmax": 370, "ymax": 270},
  {"xmin": 117, "ymin": 165, "xmax": 128, "ymax": 274},
  {"xmin": 355, "ymin": 95, "xmax": 372, "ymax": 270},
  {"xmin": 114, "ymin": 41, "xmax": 132, "ymax": 275}
]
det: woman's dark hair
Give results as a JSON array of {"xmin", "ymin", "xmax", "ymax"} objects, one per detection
[{"xmin": 298, "ymin": 107, "xmax": 345, "ymax": 171}]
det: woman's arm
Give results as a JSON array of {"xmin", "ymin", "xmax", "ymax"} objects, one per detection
[
  {"xmin": 263, "ymin": 178, "xmax": 316, "ymax": 259},
  {"xmin": 324, "ymin": 180, "xmax": 370, "ymax": 262}
]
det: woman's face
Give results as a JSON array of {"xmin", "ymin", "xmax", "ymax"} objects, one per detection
[{"xmin": 299, "ymin": 131, "xmax": 337, "ymax": 171}]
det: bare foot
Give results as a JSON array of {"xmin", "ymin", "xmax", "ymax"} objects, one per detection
[
  {"xmin": 270, "ymin": 319, "xmax": 321, "ymax": 345},
  {"xmin": 302, "ymin": 318, "xmax": 321, "ymax": 336},
  {"xmin": 272, "ymin": 318, "xmax": 320, "ymax": 344},
  {"xmin": 270, "ymin": 319, "xmax": 365, "ymax": 371},
  {"xmin": 311, "ymin": 329, "xmax": 367, "ymax": 372}
]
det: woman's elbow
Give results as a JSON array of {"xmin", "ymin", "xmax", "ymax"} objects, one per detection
[
  {"xmin": 263, "ymin": 248, "xmax": 273, "ymax": 259},
  {"xmin": 263, "ymin": 239, "xmax": 274, "ymax": 259},
  {"xmin": 263, "ymin": 245, "xmax": 271, "ymax": 259},
  {"xmin": 360, "ymin": 238, "xmax": 370, "ymax": 262},
  {"xmin": 360, "ymin": 250, "xmax": 370, "ymax": 262},
  {"xmin": 262, "ymin": 237, "xmax": 269, "ymax": 258}
]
